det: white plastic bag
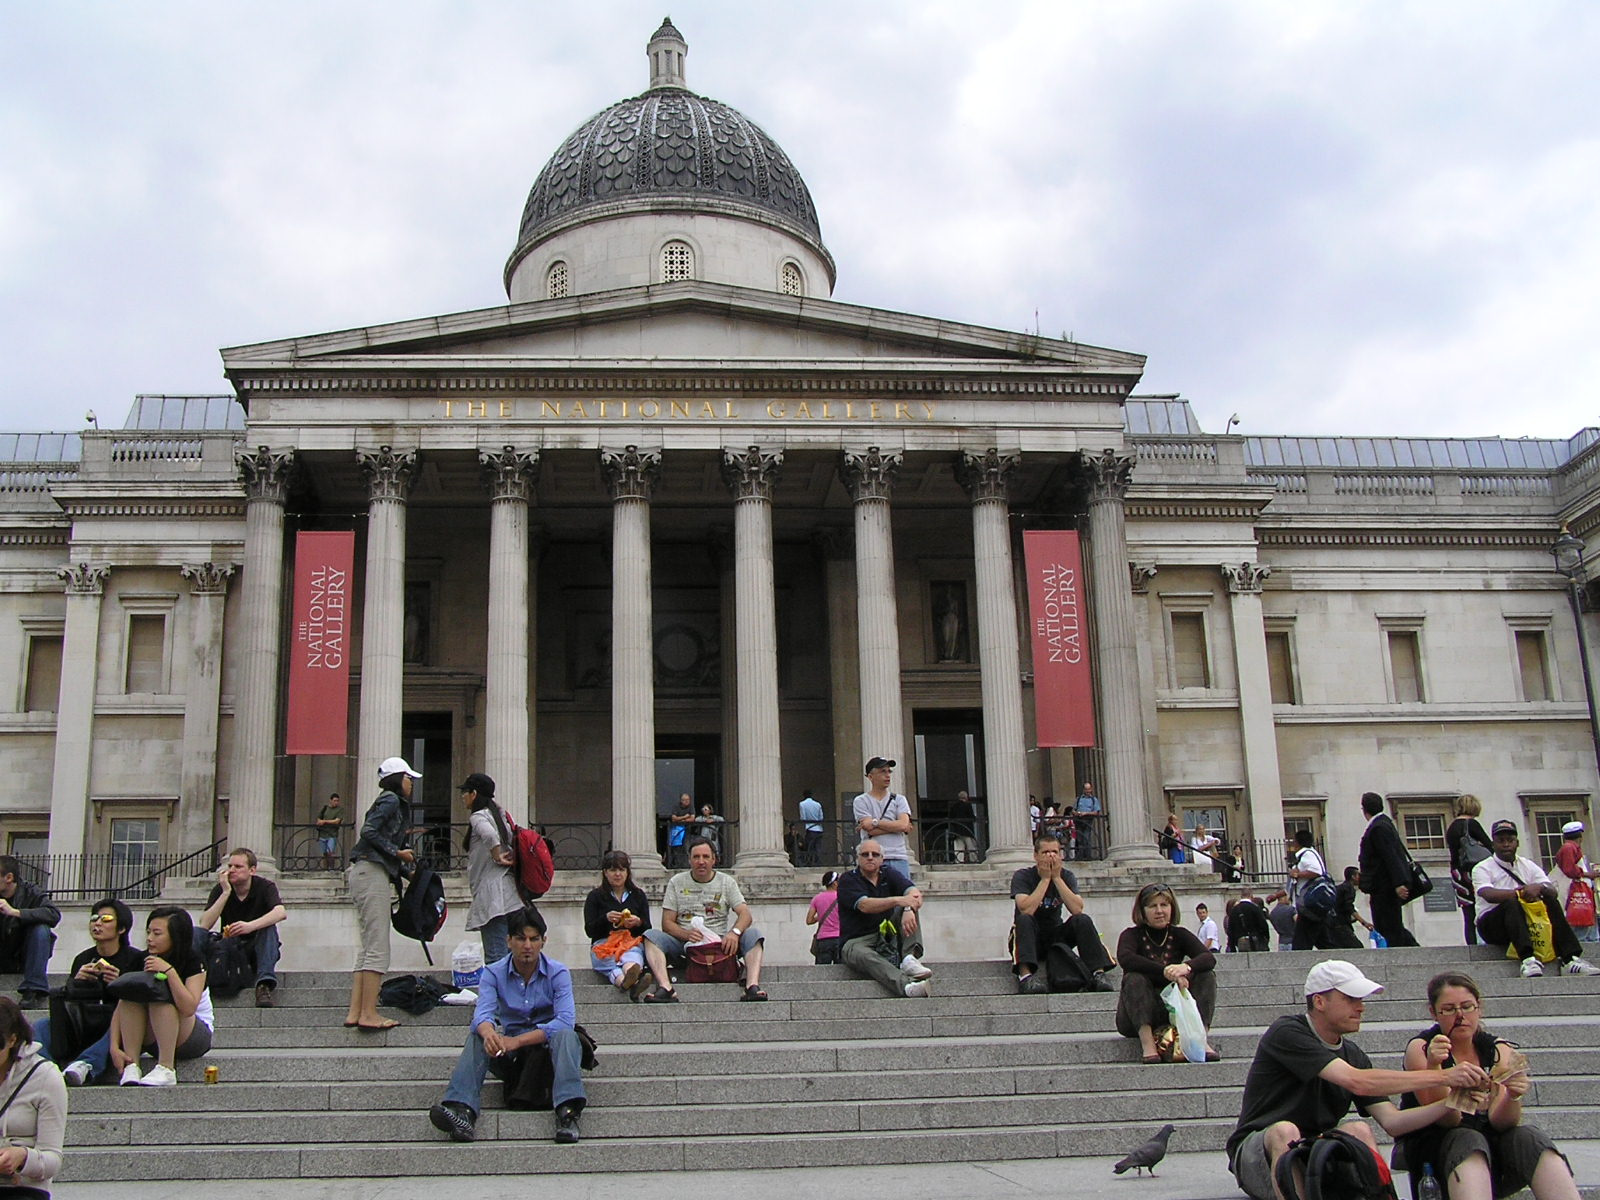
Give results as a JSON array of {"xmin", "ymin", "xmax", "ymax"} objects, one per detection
[
  {"xmin": 452, "ymin": 939, "xmax": 485, "ymax": 988},
  {"xmin": 1160, "ymin": 981, "xmax": 1208, "ymax": 1064}
]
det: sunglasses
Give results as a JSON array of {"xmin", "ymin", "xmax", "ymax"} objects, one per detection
[
  {"xmin": 89, "ymin": 914, "xmax": 117, "ymax": 924},
  {"xmin": 858, "ymin": 851, "xmax": 883, "ymax": 858}
]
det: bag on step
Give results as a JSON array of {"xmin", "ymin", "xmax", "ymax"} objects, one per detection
[
  {"xmin": 1505, "ymin": 895, "xmax": 1557, "ymax": 964},
  {"xmin": 1044, "ymin": 942, "xmax": 1094, "ymax": 994},
  {"xmin": 377, "ymin": 974, "xmax": 456, "ymax": 1015},
  {"xmin": 1272, "ymin": 1128, "xmax": 1398, "ymax": 1199},
  {"xmin": 1160, "ymin": 981, "xmax": 1208, "ymax": 1065}
]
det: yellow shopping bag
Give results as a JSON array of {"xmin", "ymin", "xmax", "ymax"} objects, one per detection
[{"xmin": 1504, "ymin": 895, "xmax": 1557, "ymax": 963}]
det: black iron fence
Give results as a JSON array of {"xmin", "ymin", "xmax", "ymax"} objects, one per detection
[{"xmin": 9, "ymin": 840, "xmax": 224, "ymax": 900}]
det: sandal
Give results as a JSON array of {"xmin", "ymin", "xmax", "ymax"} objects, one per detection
[
  {"xmin": 643, "ymin": 987, "xmax": 680, "ymax": 1004},
  {"xmin": 1205, "ymin": 1048, "xmax": 1222, "ymax": 1062},
  {"xmin": 740, "ymin": 985, "xmax": 768, "ymax": 1002}
]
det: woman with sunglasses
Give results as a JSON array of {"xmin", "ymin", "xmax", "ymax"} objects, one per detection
[
  {"xmin": 1116, "ymin": 882, "xmax": 1220, "ymax": 1063},
  {"xmin": 1394, "ymin": 971, "xmax": 1578, "ymax": 1199}
]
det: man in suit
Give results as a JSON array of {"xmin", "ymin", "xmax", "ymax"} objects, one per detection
[{"xmin": 1356, "ymin": 792, "xmax": 1419, "ymax": 947}]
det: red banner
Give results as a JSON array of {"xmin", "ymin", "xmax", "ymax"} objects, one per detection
[
  {"xmin": 285, "ymin": 531, "xmax": 354, "ymax": 756},
  {"xmin": 1023, "ymin": 530, "xmax": 1096, "ymax": 747}
]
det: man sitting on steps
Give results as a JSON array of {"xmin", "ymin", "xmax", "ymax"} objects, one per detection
[
  {"xmin": 1010, "ymin": 831, "xmax": 1115, "ymax": 993},
  {"xmin": 837, "ymin": 839, "xmax": 933, "ymax": 997},
  {"xmin": 199, "ymin": 847, "xmax": 287, "ymax": 1008},
  {"xmin": 640, "ymin": 838, "xmax": 769, "ymax": 1002},
  {"xmin": 1473, "ymin": 819, "xmax": 1600, "ymax": 978}
]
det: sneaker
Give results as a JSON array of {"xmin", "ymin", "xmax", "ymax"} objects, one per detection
[
  {"xmin": 255, "ymin": 982, "xmax": 276, "ymax": 1008},
  {"xmin": 1521, "ymin": 956, "xmax": 1545, "ymax": 978},
  {"xmin": 119, "ymin": 1062, "xmax": 143, "ymax": 1087},
  {"xmin": 63, "ymin": 1060, "xmax": 94, "ymax": 1087},
  {"xmin": 428, "ymin": 1101, "xmax": 477, "ymax": 1143},
  {"xmin": 903, "ymin": 980, "xmax": 931, "ymax": 998},
  {"xmin": 899, "ymin": 953, "xmax": 934, "ymax": 981},
  {"xmin": 18, "ymin": 990, "xmax": 46, "ymax": 1011},
  {"xmin": 136, "ymin": 1065, "xmax": 177, "ymax": 1087},
  {"xmin": 1091, "ymin": 969, "xmax": 1116, "ymax": 993},
  {"xmin": 1563, "ymin": 957, "xmax": 1600, "ymax": 976},
  {"xmin": 1018, "ymin": 972, "xmax": 1048, "ymax": 995},
  {"xmin": 554, "ymin": 1103, "xmax": 582, "ymax": 1144}
]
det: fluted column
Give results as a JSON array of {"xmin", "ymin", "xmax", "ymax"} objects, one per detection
[
  {"xmin": 1223, "ymin": 561, "xmax": 1287, "ymax": 848},
  {"xmin": 603, "ymin": 446, "xmax": 662, "ymax": 868},
  {"xmin": 481, "ymin": 446, "xmax": 539, "ymax": 824},
  {"xmin": 722, "ymin": 446, "xmax": 789, "ymax": 872},
  {"xmin": 958, "ymin": 449, "xmax": 1032, "ymax": 869},
  {"xmin": 232, "ymin": 447, "xmax": 294, "ymax": 869},
  {"xmin": 357, "ymin": 447, "xmax": 415, "ymax": 783},
  {"xmin": 842, "ymin": 447, "xmax": 909, "ymax": 805},
  {"xmin": 46, "ymin": 563, "xmax": 109, "ymax": 868},
  {"xmin": 1084, "ymin": 450, "xmax": 1160, "ymax": 862},
  {"xmin": 177, "ymin": 563, "xmax": 234, "ymax": 858}
]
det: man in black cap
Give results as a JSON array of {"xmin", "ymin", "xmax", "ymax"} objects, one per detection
[
  {"xmin": 853, "ymin": 757, "xmax": 913, "ymax": 879},
  {"xmin": 1472, "ymin": 819, "xmax": 1600, "ymax": 977}
]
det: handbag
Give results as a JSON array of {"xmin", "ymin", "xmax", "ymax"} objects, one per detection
[
  {"xmin": 1567, "ymin": 878, "xmax": 1597, "ymax": 928},
  {"xmin": 106, "ymin": 970, "xmax": 173, "ymax": 1004},
  {"xmin": 684, "ymin": 941, "xmax": 742, "ymax": 983},
  {"xmin": 1507, "ymin": 895, "xmax": 1556, "ymax": 963},
  {"xmin": 1399, "ymin": 844, "xmax": 1433, "ymax": 902}
]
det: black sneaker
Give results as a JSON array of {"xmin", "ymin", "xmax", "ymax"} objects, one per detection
[
  {"xmin": 428, "ymin": 1101, "xmax": 477, "ymax": 1143},
  {"xmin": 554, "ymin": 1103, "xmax": 582, "ymax": 1144},
  {"xmin": 18, "ymin": 990, "xmax": 46, "ymax": 1011},
  {"xmin": 1018, "ymin": 973, "xmax": 1048, "ymax": 995}
]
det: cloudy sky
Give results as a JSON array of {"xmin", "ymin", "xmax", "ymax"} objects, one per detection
[{"xmin": 4, "ymin": 1, "xmax": 1598, "ymax": 441}]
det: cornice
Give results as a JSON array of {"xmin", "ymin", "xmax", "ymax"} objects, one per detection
[
  {"xmin": 1126, "ymin": 499, "xmax": 1271, "ymax": 521},
  {"xmin": 0, "ymin": 529, "xmax": 68, "ymax": 547},
  {"xmin": 52, "ymin": 499, "xmax": 247, "ymax": 519},
  {"xmin": 1258, "ymin": 528, "xmax": 1555, "ymax": 549}
]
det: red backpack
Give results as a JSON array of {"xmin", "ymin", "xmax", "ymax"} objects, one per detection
[{"xmin": 499, "ymin": 807, "xmax": 555, "ymax": 899}]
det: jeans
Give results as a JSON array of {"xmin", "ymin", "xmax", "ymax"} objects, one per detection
[
  {"xmin": 0, "ymin": 924, "xmax": 56, "ymax": 994},
  {"xmin": 36, "ymin": 1018, "xmax": 111, "ymax": 1079},
  {"xmin": 478, "ymin": 915, "xmax": 510, "ymax": 966},
  {"xmin": 882, "ymin": 858, "xmax": 911, "ymax": 882},
  {"xmin": 442, "ymin": 1025, "xmax": 586, "ymax": 1115},
  {"xmin": 801, "ymin": 829, "xmax": 823, "ymax": 867}
]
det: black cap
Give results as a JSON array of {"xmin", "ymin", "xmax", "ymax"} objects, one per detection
[
  {"xmin": 459, "ymin": 772, "xmax": 496, "ymax": 798},
  {"xmin": 864, "ymin": 757, "xmax": 896, "ymax": 773},
  {"xmin": 1491, "ymin": 819, "xmax": 1518, "ymax": 837}
]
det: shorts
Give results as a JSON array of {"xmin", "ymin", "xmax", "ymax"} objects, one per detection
[
  {"xmin": 1230, "ymin": 1129, "xmax": 1278, "ymax": 1200},
  {"xmin": 644, "ymin": 926, "xmax": 764, "ymax": 961},
  {"xmin": 1400, "ymin": 1123, "xmax": 1566, "ymax": 1197}
]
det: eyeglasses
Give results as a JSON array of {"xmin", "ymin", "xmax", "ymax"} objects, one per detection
[
  {"xmin": 1435, "ymin": 1002, "xmax": 1479, "ymax": 1017},
  {"xmin": 858, "ymin": 851, "xmax": 883, "ymax": 858}
]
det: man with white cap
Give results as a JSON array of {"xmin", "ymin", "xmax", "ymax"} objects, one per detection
[
  {"xmin": 1554, "ymin": 820, "xmax": 1599, "ymax": 944},
  {"xmin": 1473, "ymin": 819, "xmax": 1600, "ymax": 976},
  {"xmin": 1227, "ymin": 960, "xmax": 1491, "ymax": 1200}
]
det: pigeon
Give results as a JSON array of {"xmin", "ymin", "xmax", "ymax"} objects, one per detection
[{"xmin": 1113, "ymin": 1123, "xmax": 1176, "ymax": 1176}]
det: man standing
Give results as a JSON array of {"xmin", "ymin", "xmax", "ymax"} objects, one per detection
[
  {"xmin": 200, "ymin": 847, "xmax": 287, "ymax": 1007},
  {"xmin": 428, "ymin": 905, "xmax": 586, "ymax": 1145},
  {"xmin": 1286, "ymin": 830, "xmax": 1335, "ymax": 951},
  {"xmin": 1010, "ymin": 832, "xmax": 1115, "ymax": 993},
  {"xmin": 1473, "ymin": 820, "xmax": 1600, "ymax": 977},
  {"xmin": 950, "ymin": 790, "xmax": 980, "ymax": 864},
  {"xmin": 0, "ymin": 856, "xmax": 60, "ymax": 1008},
  {"xmin": 797, "ymin": 790, "xmax": 825, "ymax": 867},
  {"xmin": 1227, "ymin": 960, "xmax": 1490, "ymax": 1200},
  {"xmin": 853, "ymin": 757, "xmax": 914, "ymax": 878},
  {"xmin": 1356, "ymin": 792, "xmax": 1419, "ymax": 947},
  {"xmin": 315, "ymin": 792, "xmax": 344, "ymax": 869},
  {"xmin": 1072, "ymin": 781, "xmax": 1102, "ymax": 860},
  {"xmin": 837, "ymin": 839, "xmax": 933, "ymax": 998},
  {"xmin": 666, "ymin": 793, "xmax": 695, "ymax": 868},
  {"xmin": 1195, "ymin": 903, "xmax": 1220, "ymax": 952},
  {"xmin": 642, "ymin": 838, "xmax": 768, "ymax": 1002},
  {"xmin": 1555, "ymin": 821, "xmax": 1599, "ymax": 944}
]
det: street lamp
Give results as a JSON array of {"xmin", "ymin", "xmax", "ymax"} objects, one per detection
[{"xmin": 1552, "ymin": 527, "xmax": 1600, "ymax": 778}]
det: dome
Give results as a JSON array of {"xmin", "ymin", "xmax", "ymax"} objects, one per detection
[{"xmin": 504, "ymin": 20, "xmax": 834, "ymax": 300}]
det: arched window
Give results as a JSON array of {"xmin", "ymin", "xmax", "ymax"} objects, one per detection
[
  {"xmin": 779, "ymin": 262, "xmax": 803, "ymax": 296},
  {"xmin": 546, "ymin": 261, "xmax": 569, "ymax": 300},
  {"xmin": 661, "ymin": 240, "xmax": 693, "ymax": 283}
]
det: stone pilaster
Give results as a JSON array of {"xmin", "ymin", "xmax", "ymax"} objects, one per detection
[
  {"xmin": 176, "ymin": 562, "xmax": 234, "ymax": 858},
  {"xmin": 357, "ymin": 447, "xmax": 414, "ymax": 784},
  {"xmin": 1222, "ymin": 561, "xmax": 1286, "ymax": 847},
  {"xmin": 46, "ymin": 564, "xmax": 109, "ymax": 868},
  {"xmin": 602, "ymin": 446, "xmax": 662, "ymax": 868},
  {"xmin": 841, "ymin": 448, "xmax": 907, "ymax": 799},
  {"xmin": 721, "ymin": 446, "xmax": 789, "ymax": 873},
  {"xmin": 232, "ymin": 447, "xmax": 294, "ymax": 869},
  {"xmin": 481, "ymin": 446, "xmax": 539, "ymax": 823},
  {"xmin": 1084, "ymin": 450, "xmax": 1160, "ymax": 863}
]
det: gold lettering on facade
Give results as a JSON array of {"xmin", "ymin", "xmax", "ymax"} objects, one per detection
[
  {"xmin": 922, "ymin": 402, "xmax": 936, "ymax": 419},
  {"xmin": 541, "ymin": 401, "xmax": 561, "ymax": 418},
  {"xmin": 766, "ymin": 401, "xmax": 786, "ymax": 418},
  {"xmin": 467, "ymin": 401, "xmax": 486, "ymax": 418},
  {"xmin": 820, "ymin": 402, "xmax": 834, "ymax": 419},
  {"xmin": 724, "ymin": 401, "xmax": 738, "ymax": 418},
  {"xmin": 795, "ymin": 402, "xmax": 812, "ymax": 419},
  {"xmin": 570, "ymin": 401, "xmax": 589, "ymax": 418},
  {"xmin": 671, "ymin": 402, "xmax": 690, "ymax": 418},
  {"xmin": 499, "ymin": 400, "xmax": 513, "ymax": 418},
  {"xmin": 871, "ymin": 402, "xmax": 882, "ymax": 419},
  {"xmin": 896, "ymin": 403, "xmax": 911, "ymax": 419},
  {"xmin": 434, "ymin": 397, "xmax": 937, "ymax": 422},
  {"xmin": 698, "ymin": 401, "xmax": 717, "ymax": 419},
  {"xmin": 641, "ymin": 400, "xmax": 660, "ymax": 418}
]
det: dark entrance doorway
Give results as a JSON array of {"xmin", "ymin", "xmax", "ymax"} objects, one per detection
[
  {"xmin": 400, "ymin": 711, "xmax": 454, "ymax": 838},
  {"xmin": 655, "ymin": 733, "xmax": 722, "ymax": 864},
  {"xmin": 912, "ymin": 709, "xmax": 985, "ymax": 864}
]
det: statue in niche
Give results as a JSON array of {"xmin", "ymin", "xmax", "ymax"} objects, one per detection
[
  {"xmin": 932, "ymin": 582, "xmax": 969, "ymax": 662},
  {"xmin": 403, "ymin": 582, "xmax": 431, "ymax": 665}
]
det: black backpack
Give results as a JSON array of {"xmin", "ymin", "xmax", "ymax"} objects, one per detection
[
  {"xmin": 377, "ymin": 974, "xmax": 456, "ymax": 1015},
  {"xmin": 1273, "ymin": 1129, "xmax": 1398, "ymax": 1200},
  {"xmin": 199, "ymin": 930, "xmax": 255, "ymax": 999},
  {"xmin": 391, "ymin": 864, "xmax": 448, "ymax": 963},
  {"xmin": 1044, "ymin": 942, "xmax": 1095, "ymax": 993}
]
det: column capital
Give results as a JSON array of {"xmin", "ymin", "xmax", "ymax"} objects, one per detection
[
  {"xmin": 1222, "ymin": 560, "xmax": 1272, "ymax": 594},
  {"xmin": 480, "ymin": 445, "xmax": 540, "ymax": 502},
  {"xmin": 359, "ymin": 446, "xmax": 417, "ymax": 502},
  {"xmin": 1083, "ymin": 449, "xmax": 1134, "ymax": 503},
  {"xmin": 721, "ymin": 445, "xmax": 783, "ymax": 501},
  {"xmin": 1129, "ymin": 562, "xmax": 1159, "ymax": 594},
  {"xmin": 58, "ymin": 562, "xmax": 109, "ymax": 595},
  {"xmin": 956, "ymin": 448, "xmax": 1019, "ymax": 502},
  {"xmin": 236, "ymin": 446, "xmax": 294, "ymax": 503},
  {"xmin": 181, "ymin": 562, "xmax": 236, "ymax": 595},
  {"xmin": 600, "ymin": 445, "xmax": 661, "ymax": 501},
  {"xmin": 841, "ymin": 446, "xmax": 901, "ymax": 501}
]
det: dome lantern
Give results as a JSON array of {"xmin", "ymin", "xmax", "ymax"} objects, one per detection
[{"xmin": 647, "ymin": 17, "xmax": 688, "ymax": 90}]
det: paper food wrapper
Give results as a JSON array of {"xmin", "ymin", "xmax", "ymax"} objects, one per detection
[{"xmin": 1445, "ymin": 1046, "xmax": 1529, "ymax": 1113}]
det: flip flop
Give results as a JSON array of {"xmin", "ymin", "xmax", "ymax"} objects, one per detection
[
  {"xmin": 1141, "ymin": 1053, "xmax": 1162, "ymax": 1065},
  {"xmin": 642, "ymin": 987, "xmax": 680, "ymax": 1004}
]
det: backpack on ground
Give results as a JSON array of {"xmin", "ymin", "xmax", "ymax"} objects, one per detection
[
  {"xmin": 1272, "ymin": 1128, "xmax": 1398, "ymax": 1200},
  {"xmin": 377, "ymin": 973, "xmax": 455, "ymax": 1015},
  {"xmin": 499, "ymin": 807, "xmax": 556, "ymax": 900},
  {"xmin": 197, "ymin": 929, "xmax": 255, "ymax": 999},
  {"xmin": 392, "ymin": 863, "xmax": 448, "ymax": 963},
  {"xmin": 1298, "ymin": 875, "xmax": 1339, "ymax": 923},
  {"xmin": 1044, "ymin": 941, "xmax": 1095, "ymax": 993}
]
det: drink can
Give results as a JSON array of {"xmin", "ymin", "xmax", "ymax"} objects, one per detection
[{"xmin": 204, "ymin": 1065, "xmax": 219, "ymax": 1084}]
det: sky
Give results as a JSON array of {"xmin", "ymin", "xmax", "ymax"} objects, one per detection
[{"xmin": 3, "ymin": 1, "xmax": 1599, "ymax": 441}]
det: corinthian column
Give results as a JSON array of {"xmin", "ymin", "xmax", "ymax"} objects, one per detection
[
  {"xmin": 603, "ymin": 446, "xmax": 662, "ymax": 868},
  {"xmin": 1084, "ymin": 450, "xmax": 1160, "ymax": 863},
  {"xmin": 957, "ymin": 449, "xmax": 1031, "ymax": 870},
  {"xmin": 177, "ymin": 562, "xmax": 234, "ymax": 858},
  {"xmin": 46, "ymin": 563, "xmax": 109, "ymax": 871},
  {"xmin": 481, "ymin": 446, "xmax": 539, "ymax": 824},
  {"xmin": 722, "ymin": 446, "xmax": 789, "ymax": 873},
  {"xmin": 1222, "ymin": 561, "xmax": 1286, "ymax": 850},
  {"xmin": 232, "ymin": 447, "xmax": 294, "ymax": 870},
  {"xmin": 841, "ymin": 447, "xmax": 908, "ymax": 804},
  {"xmin": 357, "ymin": 447, "xmax": 414, "ymax": 783}
]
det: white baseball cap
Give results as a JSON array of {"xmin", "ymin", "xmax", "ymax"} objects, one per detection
[
  {"xmin": 1563, "ymin": 821, "xmax": 1585, "ymax": 836},
  {"xmin": 377, "ymin": 756, "xmax": 422, "ymax": 780},
  {"xmin": 1304, "ymin": 960, "xmax": 1384, "ymax": 999}
]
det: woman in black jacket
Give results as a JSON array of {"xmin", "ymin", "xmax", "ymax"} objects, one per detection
[
  {"xmin": 1447, "ymin": 793, "xmax": 1494, "ymax": 946},
  {"xmin": 1116, "ymin": 883, "xmax": 1219, "ymax": 1063},
  {"xmin": 343, "ymin": 756, "xmax": 418, "ymax": 1030},
  {"xmin": 582, "ymin": 851, "xmax": 654, "ymax": 999}
]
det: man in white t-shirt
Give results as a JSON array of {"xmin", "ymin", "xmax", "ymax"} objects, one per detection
[
  {"xmin": 853, "ymin": 757, "xmax": 914, "ymax": 879},
  {"xmin": 1287, "ymin": 830, "xmax": 1336, "ymax": 951},
  {"xmin": 1195, "ymin": 902, "xmax": 1220, "ymax": 951},
  {"xmin": 1472, "ymin": 819, "xmax": 1600, "ymax": 978},
  {"xmin": 642, "ymin": 839, "xmax": 769, "ymax": 1001}
]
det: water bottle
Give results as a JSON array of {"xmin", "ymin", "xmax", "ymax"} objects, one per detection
[{"xmin": 1417, "ymin": 1163, "xmax": 1442, "ymax": 1200}]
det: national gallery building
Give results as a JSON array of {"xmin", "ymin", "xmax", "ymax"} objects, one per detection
[{"xmin": 2, "ymin": 22, "xmax": 1597, "ymax": 927}]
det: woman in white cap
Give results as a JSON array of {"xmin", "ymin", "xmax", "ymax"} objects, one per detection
[
  {"xmin": 1554, "ymin": 821, "xmax": 1599, "ymax": 944},
  {"xmin": 343, "ymin": 756, "xmax": 419, "ymax": 1030}
]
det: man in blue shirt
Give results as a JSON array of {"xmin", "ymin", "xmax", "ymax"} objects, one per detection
[
  {"xmin": 798, "ymin": 790, "xmax": 824, "ymax": 866},
  {"xmin": 428, "ymin": 905, "xmax": 586, "ymax": 1144},
  {"xmin": 1070, "ymin": 782, "xmax": 1102, "ymax": 860}
]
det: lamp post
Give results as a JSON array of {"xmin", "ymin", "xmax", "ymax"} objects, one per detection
[{"xmin": 1553, "ymin": 528, "xmax": 1600, "ymax": 779}]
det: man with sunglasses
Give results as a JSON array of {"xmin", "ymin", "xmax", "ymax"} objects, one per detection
[
  {"xmin": 837, "ymin": 840, "xmax": 933, "ymax": 997},
  {"xmin": 35, "ymin": 898, "xmax": 144, "ymax": 1086}
]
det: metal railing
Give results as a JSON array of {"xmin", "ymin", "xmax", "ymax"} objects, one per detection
[
  {"xmin": 10, "ymin": 840, "xmax": 224, "ymax": 900},
  {"xmin": 276, "ymin": 823, "xmax": 356, "ymax": 872},
  {"xmin": 1157, "ymin": 832, "xmax": 1295, "ymax": 883},
  {"xmin": 659, "ymin": 818, "xmax": 738, "ymax": 868}
]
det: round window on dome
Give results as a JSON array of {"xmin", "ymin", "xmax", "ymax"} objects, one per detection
[
  {"xmin": 661, "ymin": 240, "xmax": 694, "ymax": 283},
  {"xmin": 547, "ymin": 261, "xmax": 569, "ymax": 299},
  {"xmin": 779, "ymin": 262, "xmax": 804, "ymax": 297}
]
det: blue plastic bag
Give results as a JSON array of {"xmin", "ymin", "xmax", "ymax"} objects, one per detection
[{"xmin": 1369, "ymin": 929, "xmax": 1388, "ymax": 949}]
